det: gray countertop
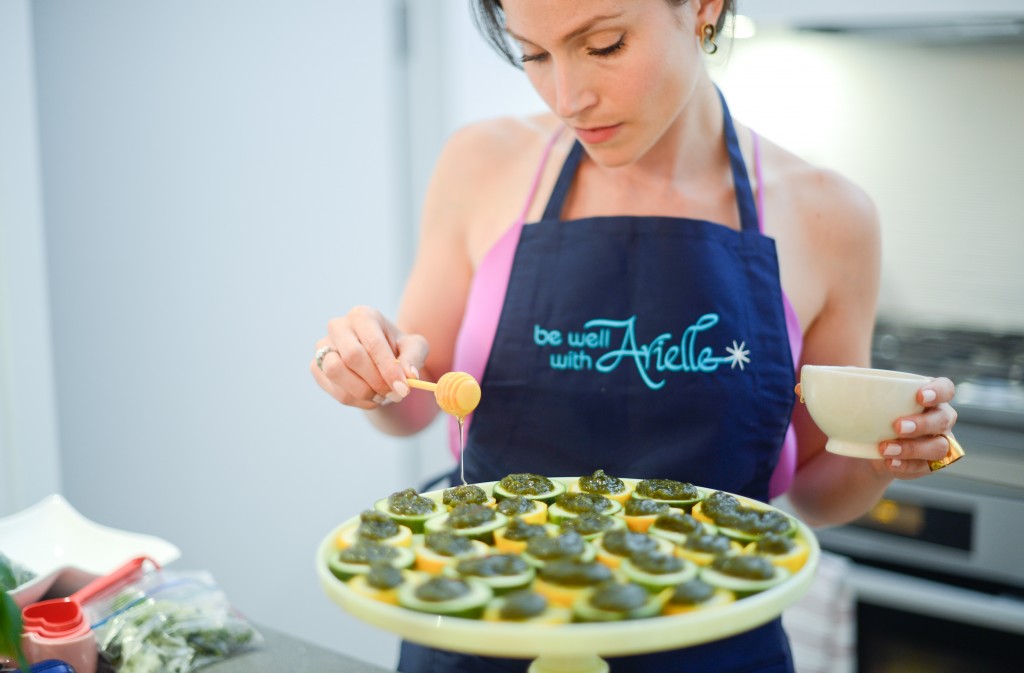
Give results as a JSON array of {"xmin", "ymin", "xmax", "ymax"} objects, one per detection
[
  {"xmin": 208, "ymin": 628, "xmax": 391, "ymax": 673},
  {"xmin": 92, "ymin": 626, "xmax": 392, "ymax": 673}
]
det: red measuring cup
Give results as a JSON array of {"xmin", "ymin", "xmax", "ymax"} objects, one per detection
[{"xmin": 21, "ymin": 556, "xmax": 157, "ymax": 639}]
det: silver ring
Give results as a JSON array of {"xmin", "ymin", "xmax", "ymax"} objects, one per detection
[{"xmin": 315, "ymin": 345, "xmax": 337, "ymax": 372}]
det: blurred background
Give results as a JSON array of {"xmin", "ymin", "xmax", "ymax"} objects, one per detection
[{"xmin": 2, "ymin": 1, "xmax": 1022, "ymax": 671}]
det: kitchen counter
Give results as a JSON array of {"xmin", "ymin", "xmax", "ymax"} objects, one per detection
[{"xmin": 94, "ymin": 626, "xmax": 393, "ymax": 673}]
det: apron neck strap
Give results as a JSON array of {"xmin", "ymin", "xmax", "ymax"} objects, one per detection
[{"xmin": 540, "ymin": 88, "xmax": 760, "ymax": 233}]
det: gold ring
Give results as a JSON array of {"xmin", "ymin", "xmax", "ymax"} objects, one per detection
[
  {"xmin": 929, "ymin": 433, "xmax": 966, "ymax": 472},
  {"xmin": 315, "ymin": 345, "xmax": 337, "ymax": 372}
]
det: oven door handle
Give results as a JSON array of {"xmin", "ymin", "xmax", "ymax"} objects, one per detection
[{"xmin": 848, "ymin": 564, "xmax": 1024, "ymax": 635}]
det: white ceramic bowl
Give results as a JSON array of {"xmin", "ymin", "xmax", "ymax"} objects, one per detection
[{"xmin": 800, "ymin": 365, "xmax": 929, "ymax": 459}]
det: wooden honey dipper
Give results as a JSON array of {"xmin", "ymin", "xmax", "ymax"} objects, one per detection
[{"xmin": 406, "ymin": 371, "xmax": 481, "ymax": 418}]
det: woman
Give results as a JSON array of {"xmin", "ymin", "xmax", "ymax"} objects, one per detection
[{"xmin": 311, "ymin": 1, "xmax": 959, "ymax": 671}]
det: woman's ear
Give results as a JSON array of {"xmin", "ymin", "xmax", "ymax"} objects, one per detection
[{"xmin": 693, "ymin": 0, "xmax": 728, "ymax": 28}]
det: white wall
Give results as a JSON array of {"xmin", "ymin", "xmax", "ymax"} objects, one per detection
[
  {"xmin": 0, "ymin": 0, "xmax": 63, "ymax": 515},
  {"xmin": 709, "ymin": 29, "xmax": 1024, "ymax": 330},
  {"xmin": 437, "ymin": 9, "xmax": 1024, "ymax": 332},
  {"xmin": 29, "ymin": 0, "xmax": 418, "ymax": 667}
]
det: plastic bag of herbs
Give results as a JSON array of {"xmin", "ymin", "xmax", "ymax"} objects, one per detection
[
  {"xmin": 0, "ymin": 552, "xmax": 36, "ymax": 592},
  {"xmin": 82, "ymin": 569, "xmax": 262, "ymax": 673}
]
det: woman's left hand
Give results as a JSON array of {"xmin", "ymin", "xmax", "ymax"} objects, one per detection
[{"xmin": 879, "ymin": 377, "xmax": 959, "ymax": 478}]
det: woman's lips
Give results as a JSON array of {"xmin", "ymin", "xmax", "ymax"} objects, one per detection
[{"xmin": 575, "ymin": 124, "xmax": 621, "ymax": 145}]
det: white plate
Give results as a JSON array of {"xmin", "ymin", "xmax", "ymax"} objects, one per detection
[{"xmin": 0, "ymin": 494, "xmax": 181, "ymax": 607}]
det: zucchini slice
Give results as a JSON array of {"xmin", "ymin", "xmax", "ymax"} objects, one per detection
[
  {"xmin": 493, "ymin": 473, "xmax": 567, "ymax": 505},
  {"xmin": 397, "ymin": 576, "xmax": 493, "ymax": 619},
  {"xmin": 328, "ymin": 543, "xmax": 416, "ymax": 581},
  {"xmin": 571, "ymin": 583, "xmax": 672, "ymax": 622},
  {"xmin": 443, "ymin": 554, "xmax": 536, "ymax": 595},
  {"xmin": 374, "ymin": 490, "xmax": 445, "ymax": 534},
  {"xmin": 414, "ymin": 536, "xmax": 489, "ymax": 575},
  {"xmin": 483, "ymin": 591, "xmax": 572, "ymax": 624},
  {"xmin": 699, "ymin": 555, "xmax": 790, "ymax": 597},
  {"xmin": 335, "ymin": 521, "xmax": 413, "ymax": 550},
  {"xmin": 663, "ymin": 578, "xmax": 736, "ymax": 615},
  {"xmin": 423, "ymin": 504, "xmax": 508, "ymax": 544},
  {"xmin": 569, "ymin": 470, "xmax": 633, "ymax": 505},
  {"xmin": 547, "ymin": 492, "xmax": 623, "ymax": 524},
  {"xmin": 631, "ymin": 479, "xmax": 706, "ymax": 510},
  {"xmin": 744, "ymin": 535, "xmax": 810, "ymax": 574},
  {"xmin": 619, "ymin": 552, "xmax": 699, "ymax": 592},
  {"xmin": 593, "ymin": 529, "xmax": 674, "ymax": 569},
  {"xmin": 494, "ymin": 496, "xmax": 549, "ymax": 526}
]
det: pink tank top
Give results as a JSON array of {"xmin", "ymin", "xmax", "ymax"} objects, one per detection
[{"xmin": 450, "ymin": 129, "xmax": 802, "ymax": 498}]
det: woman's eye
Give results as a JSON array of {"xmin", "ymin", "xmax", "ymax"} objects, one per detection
[
  {"xmin": 519, "ymin": 52, "xmax": 548, "ymax": 64},
  {"xmin": 587, "ymin": 35, "xmax": 625, "ymax": 57}
]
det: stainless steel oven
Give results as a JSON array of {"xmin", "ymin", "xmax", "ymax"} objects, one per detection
[{"xmin": 811, "ymin": 321, "xmax": 1024, "ymax": 671}]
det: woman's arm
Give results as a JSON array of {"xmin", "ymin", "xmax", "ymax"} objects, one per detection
[{"xmin": 783, "ymin": 168, "xmax": 955, "ymax": 527}]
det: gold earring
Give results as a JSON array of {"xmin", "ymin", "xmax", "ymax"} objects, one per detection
[{"xmin": 700, "ymin": 22, "xmax": 718, "ymax": 55}]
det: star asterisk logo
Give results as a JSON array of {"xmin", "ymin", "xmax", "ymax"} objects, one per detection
[{"xmin": 725, "ymin": 340, "xmax": 751, "ymax": 370}]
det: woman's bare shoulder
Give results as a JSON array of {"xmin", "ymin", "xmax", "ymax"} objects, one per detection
[
  {"xmin": 761, "ymin": 135, "xmax": 879, "ymax": 251},
  {"xmin": 436, "ymin": 113, "xmax": 563, "ymax": 184}
]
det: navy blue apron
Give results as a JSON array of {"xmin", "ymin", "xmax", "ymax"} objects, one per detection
[{"xmin": 399, "ymin": 92, "xmax": 796, "ymax": 673}]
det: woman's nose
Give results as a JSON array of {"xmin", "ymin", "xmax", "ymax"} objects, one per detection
[{"xmin": 552, "ymin": 60, "xmax": 597, "ymax": 120}]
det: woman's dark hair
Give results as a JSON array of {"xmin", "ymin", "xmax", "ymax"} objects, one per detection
[{"xmin": 471, "ymin": 0, "xmax": 736, "ymax": 68}]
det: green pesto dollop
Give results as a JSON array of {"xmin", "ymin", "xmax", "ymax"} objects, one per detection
[
  {"xmin": 387, "ymin": 488, "xmax": 438, "ymax": 516},
  {"xmin": 338, "ymin": 541, "xmax": 400, "ymax": 565},
  {"xmin": 501, "ymin": 518, "xmax": 549, "ymax": 542},
  {"xmin": 624, "ymin": 498, "xmax": 670, "ymax": 516},
  {"xmin": 670, "ymin": 579, "xmax": 716, "ymax": 605},
  {"xmin": 634, "ymin": 479, "xmax": 699, "ymax": 501},
  {"xmin": 499, "ymin": 473, "xmax": 555, "ymax": 496},
  {"xmin": 711, "ymin": 554, "xmax": 776, "ymax": 580},
  {"xmin": 702, "ymin": 492, "xmax": 741, "ymax": 520},
  {"xmin": 652, "ymin": 511, "xmax": 703, "ymax": 534},
  {"xmin": 425, "ymin": 531, "xmax": 474, "ymax": 556},
  {"xmin": 365, "ymin": 563, "xmax": 404, "ymax": 590},
  {"xmin": 601, "ymin": 529, "xmax": 658, "ymax": 557},
  {"xmin": 555, "ymin": 492, "xmax": 614, "ymax": 515},
  {"xmin": 682, "ymin": 533, "xmax": 734, "ymax": 554},
  {"xmin": 414, "ymin": 577, "xmax": 471, "ymax": 602},
  {"xmin": 456, "ymin": 554, "xmax": 529, "ymax": 578},
  {"xmin": 443, "ymin": 484, "xmax": 490, "ymax": 507},
  {"xmin": 630, "ymin": 550, "xmax": 684, "ymax": 575},
  {"xmin": 577, "ymin": 469, "xmax": 626, "ymax": 496},
  {"xmin": 589, "ymin": 582, "xmax": 648, "ymax": 612},
  {"xmin": 561, "ymin": 514, "xmax": 616, "ymax": 536},
  {"xmin": 525, "ymin": 531, "xmax": 586, "ymax": 560},
  {"xmin": 754, "ymin": 533, "xmax": 796, "ymax": 555},
  {"xmin": 496, "ymin": 496, "xmax": 537, "ymax": 517},
  {"xmin": 446, "ymin": 503, "xmax": 497, "ymax": 529},
  {"xmin": 499, "ymin": 591, "xmax": 549, "ymax": 621},
  {"xmin": 357, "ymin": 509, "xmax": 400, "ymax": 540},
  {"xmin": 446, "ymin": 503, "xmax": 497, "ymax": 528},
  {"xmin": 538, "ymin": 559, "xmax": 613, "ymax": 587}
]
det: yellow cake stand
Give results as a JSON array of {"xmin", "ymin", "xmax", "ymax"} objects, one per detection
[{"xmin": 317, "ymin": 479, "xmax": 820, "ymax": 673}]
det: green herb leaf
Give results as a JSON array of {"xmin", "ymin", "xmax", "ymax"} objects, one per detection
[{"xmin": 0, "ymin": 589, "xmax": 30, "ymax": 672}]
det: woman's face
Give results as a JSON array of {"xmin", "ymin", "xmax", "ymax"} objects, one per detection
[{"xmin": 501, "ymin": 0, "xmax": 711, "ymax": 167}]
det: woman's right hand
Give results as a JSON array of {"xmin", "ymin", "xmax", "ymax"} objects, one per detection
[{"xmin": 311, "ymin": 306, "xmax": 429, "ymax": 410}]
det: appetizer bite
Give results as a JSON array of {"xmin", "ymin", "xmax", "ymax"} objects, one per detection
[
  {"xmin": 397, "ymin": 576, "xmax": 493, "ymax": 618},
  {"xmin": 521, "ymin": 530, "xmax": 596, "ymax": 568},
  {"xmin": 483, "ymin": 590, "xmax": 571, "ymax": 624},
  {"xmin": 572, "ymin": 582, "xmax": 671, "ymax": 622},
  {"xmin": 662, "ymin": 578, "xmax": 735, "ymax": 616},
  {"xmin": 547, "ymin": 492, "xmax": 623, "ymax": 524},
  {"xmin": 493, "ymin": 518, "xmax": 553, "ymax": 554},
  {"xmin": 648, "ymin": 510, "xmax": 717, "ymax": 546},
  {"xmin": 336, "ymin": 509, "xmax": 413, "ymax": 550},
  {"xmin": 631, "ymin": 479, "xmax": 704, "ymax": 510},
  {"xmin": 347, "ymin": 562, "xmax": 419, "ymax": 605},
  {"xmin": 594, "ymin": 528, "xmax": 673, "ymax": 569},
  {"xmin": 424, "ymin": 503, "xmax": 509, "ymax": 544},
  {"xmin": 619, "ymin": 549, "xmax": 699, "ymax": 593},
  {"xmin": 700, "ymin": 554, "xmax": 790, "ymax": 597},
  {"xmin": 415, "ymin": 530, "xmax": 489, "ymax": 575},
  {"xmin": 745, "ymin": 533, "xmax": 810, "ymax": 574},
  {"xmin": 375, "ymin": 488, "xmax": 444, "ymax": 534},
  {"xmin": 532, "ymin": 559, "xmax": 615, "ymax": 608},
  {"xmin": 559, "ymin": 513, "xmax": 627, "ymax": 541},
  {"xmin": 443, "ymin": 483, "xmax": 495, "ymax": 509},
  {"xmin": 494, "ymin": 473, "xmax": 567, "ymax": 505},
  {"xmin": 444, "ymin": 553, "xmax": 536, "ymax": 595},
  {"xmin": 570, "ymin": 469, "xmax": 633, "ymax": 505},
  {"xmin": 494, "ymin": 495, "xmax": 549, "ymax": 525},
  {"xmin": 620, "ymin": 498, "xmax": 673, "ymax": 533},
  {"xmin": 328, "ymin": 540, "xmax": 416, "ymax": 581},
  {"xmin": 675, "ymin": 532, "xmax": 743, "ymax": 567}
]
